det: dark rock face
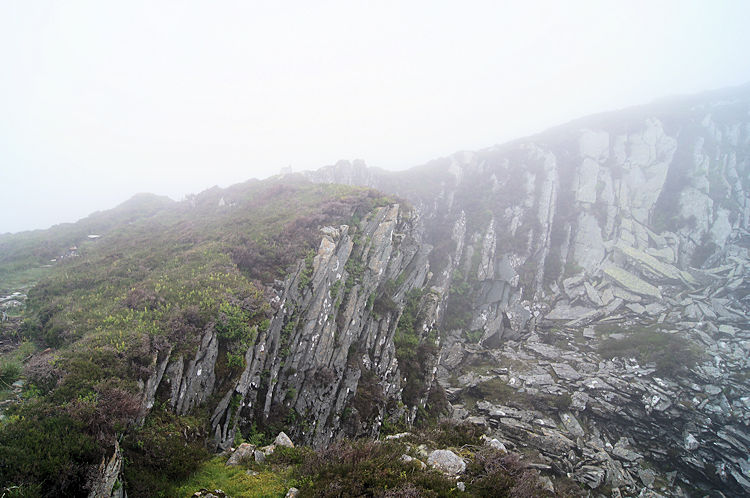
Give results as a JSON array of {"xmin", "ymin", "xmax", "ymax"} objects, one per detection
[{"xmin": 134, "ymin": 84, "xmax": 750, "ymax": 495}]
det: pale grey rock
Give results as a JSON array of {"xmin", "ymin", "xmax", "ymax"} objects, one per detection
[
  {"xmin": 579, "ymin": 129, "xmax": 610, "ymax": 161},
  {"xmin": 226, "ymin": 443, "xmax": 256, "ymax": 466},
  {"xmin": 603, "ymin": 266, "xmax": 661, "ymax": 299},
  {"xmin": 137, "ymin": 348, "xmax": 172, "ymax": 424},
  {"xmin": 173, "ymin": 330, "xmax": 219, "ymax": 415},
  {"xmin": 574, "ymin": 465, "xmax": 606, "ymax": 489},
  {"xmin": 546, "ymin": 303, "xmax": 595, "ymax": 320},
  {"xmin": 484, "ymin": 437, "xmax": 507, "ymax": 453},
  {"xmin": 626, "ymin": 303, "xmax": 646, "ymax": 314},
  {"xmin": 86, "ymin": 440, "xmax": 124, "ymax": 498},
  {"xmin": 576, "ymin": 158, "xmax": 600, "ymax": 204},
  {"xmin": 710, "ymin": 208, "xmax": 733, "ymax": 247},
  {"xmin": 646, "ymin": 246, "xmax": 675, "ymax": 263},
  {"xmin": 611, "ymin": 285, "xmax": 643, "ymax": 303},
  {"xmin": 427, "ymin": 449, "xmax": 466, "ymax": 474},
  {"xmin": 572, "ymin": 212, "xmax": 605, "ymax": 270},
  {"xmin": 401, "ymin": 454, "xmax": 426, "ymax": 469},
  {"xmin": 551, "ymin": 363, "xmax": 582, "ymax": 381},
  {"xmin": 539, "ymin": 476, "xmax": 555, "ymax": 493},
  {"xmin": 612, "ymin": 437, "xmax": 643, "ymax": 462},
  {"xmin": 684, "ymin": 433, "xmax": 699, "ymax": 451},
  {"xmin": 584, "ymin": 281, "xmax": 604, "ymax": 306},
  {"xmin": 560, "ymin": 412, "xmax": 585, "ymax": 437},
  {"xmin": 679, "ymin": 187, "xmax": 713, "ymax": 237},
  {"xmin": 639, "ymin": 468, "xmax": 656, "ymax": 487},
  {"xmin": 385, "ymin": 432, "xmax": 412, "ymax": 440},
  {"xmin": 477, "ymin": 219, "xmax": 496, "ymax": 281},
  {"xmin": 274, "ymin": 431, "xmax": 294, "ymax": 448},
  {"xmin": 583, "ymin": 378, "xmax": 614, "ymax": 391},
  {"xmin": 704, "ymin": 385, "xmax": 723, "ymax": 395},
  {"xmin": 718, "ymin": 324, "xmax": 737, "ymax": 337},
  {"xmin": 571, "ymin": 391, "xmax": 590, "ymax": 411}
]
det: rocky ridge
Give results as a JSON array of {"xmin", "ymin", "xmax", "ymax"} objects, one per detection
[{"xmin": 297, "ymin": 85, "xmax": 750, "ymax": 495}]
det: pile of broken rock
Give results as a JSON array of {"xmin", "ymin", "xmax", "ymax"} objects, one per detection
[{"xmin": 444, "ymin": 230, "xmax": 750, "ymax": 495}]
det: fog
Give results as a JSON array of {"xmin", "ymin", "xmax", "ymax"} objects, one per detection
[{"xmin": 2, "ymin": 0, "xmax": 749, "ymax": 234}]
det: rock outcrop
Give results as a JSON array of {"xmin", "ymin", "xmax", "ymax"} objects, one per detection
[{"xmin": 139, "ymin": 203, "xmax": 442, "ymax": 450}]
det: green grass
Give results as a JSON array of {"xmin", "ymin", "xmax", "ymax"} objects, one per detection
[{"xmin": 172, "ymin": 458, "xmax": 293, "ymax": 498}]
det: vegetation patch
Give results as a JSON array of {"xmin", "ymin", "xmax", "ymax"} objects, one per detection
[
  {"xmin": 462, "ymin": 378, "xmax": 571, "ymax": 414},
  {"xmin": 0, "ymin": 400, "xmax": 99, "ymax": 497},
  {"xmin": 122, "ymin": 407, "xmax": 210, "ymax": 496},
  {"xmin": 176, "ymin": 431, "xmax": 559, "ymax": 498},
  {"xmin": 174, "ymin": 458, "xmax": 294, "ymax": 498},
  {"xmin": 393, "ymin": 288, "xmax": 439, "ymax": 408},
  {"xmin": 597, "ymin": 325, "xmax": 703, "ymax": 376},
  {"xmin": 295, "ymin": 439, "xmax": 457, "ymax": 497},
  {"xmin": 444, "ymin": 270, "xmax": 474, "ymax": 331}
]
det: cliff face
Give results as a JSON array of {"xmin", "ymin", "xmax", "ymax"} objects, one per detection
[
  {"xmin": 293, "ymin": 86, "xmax": 750, "ymax": 495},
  {"xmin": 125, "ymin": 85, "xmax": 750, "ymax": 495}
]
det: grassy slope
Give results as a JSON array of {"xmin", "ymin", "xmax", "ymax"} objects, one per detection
[{"xmin": 0, "ymin": 177, "xmax": 395, "ymax": 497}]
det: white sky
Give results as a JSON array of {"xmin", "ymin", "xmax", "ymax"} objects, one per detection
[{"xmin": 2, "ymin": 0, "xmax": 750, "ymax": 234}]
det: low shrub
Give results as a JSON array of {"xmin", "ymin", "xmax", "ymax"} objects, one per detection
[
  {"xmin": 412, "ymin": 421, "xmax": 485, "ymax": 449},
  {"xmin": 0, "ymin": 358, "xmax": 21, "ymax": 386},
  {"xmin": 122, "ymin": 408, "xmax": 209, "ymax": 496},
  {"xmin": 266, "ymin": 446, "xmax": 311, "ymax": 466},
  {"xmin": 296, "ymin": 439, "xmax": 456, "ymax": 497},
  {"xmin": 465, "ymin": 449, "xmax": 552, "ymax": 498},
  {"xmin": 0, "ymin": 401, "xmax": 99, "ymax": 497}
]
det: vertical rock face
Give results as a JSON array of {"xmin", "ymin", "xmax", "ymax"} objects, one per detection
[
  {"xmin": 134, "ymin": 84, "xmax": 750, "ymax": 495},
  {"xmin": 304, "ymin": 84, "xmax": 750, "ymax": 337}
]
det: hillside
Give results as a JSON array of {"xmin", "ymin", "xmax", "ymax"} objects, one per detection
[
  {"xmin": 1, "ymin": 84, "xmax": 749, "ymax": 497},
  {"xmin": 0, "ymin": 179, "xmax": 399, "ymax": 496}
]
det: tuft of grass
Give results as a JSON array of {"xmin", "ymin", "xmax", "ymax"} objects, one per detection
[{"xmin": 466, "ymin": 449, "xmax": 554, "ymax": 498}]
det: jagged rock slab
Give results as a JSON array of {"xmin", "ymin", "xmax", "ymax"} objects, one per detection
[{"xmin": 603, "ymin": 266, "xmax": 662, "ymax": 299}]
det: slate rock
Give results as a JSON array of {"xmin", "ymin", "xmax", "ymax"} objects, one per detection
[
  {"xmin": 226, "ymin": 443, "xmax": 256, "ymax": 466},
  {"xmin": 427, "ymin": 449, "xmax": 466, "ymax": 474}
]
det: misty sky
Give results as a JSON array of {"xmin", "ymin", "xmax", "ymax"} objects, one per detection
[{"xmin": 2, "ymin": 1, "xmax": 750, "ymax": 234}]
